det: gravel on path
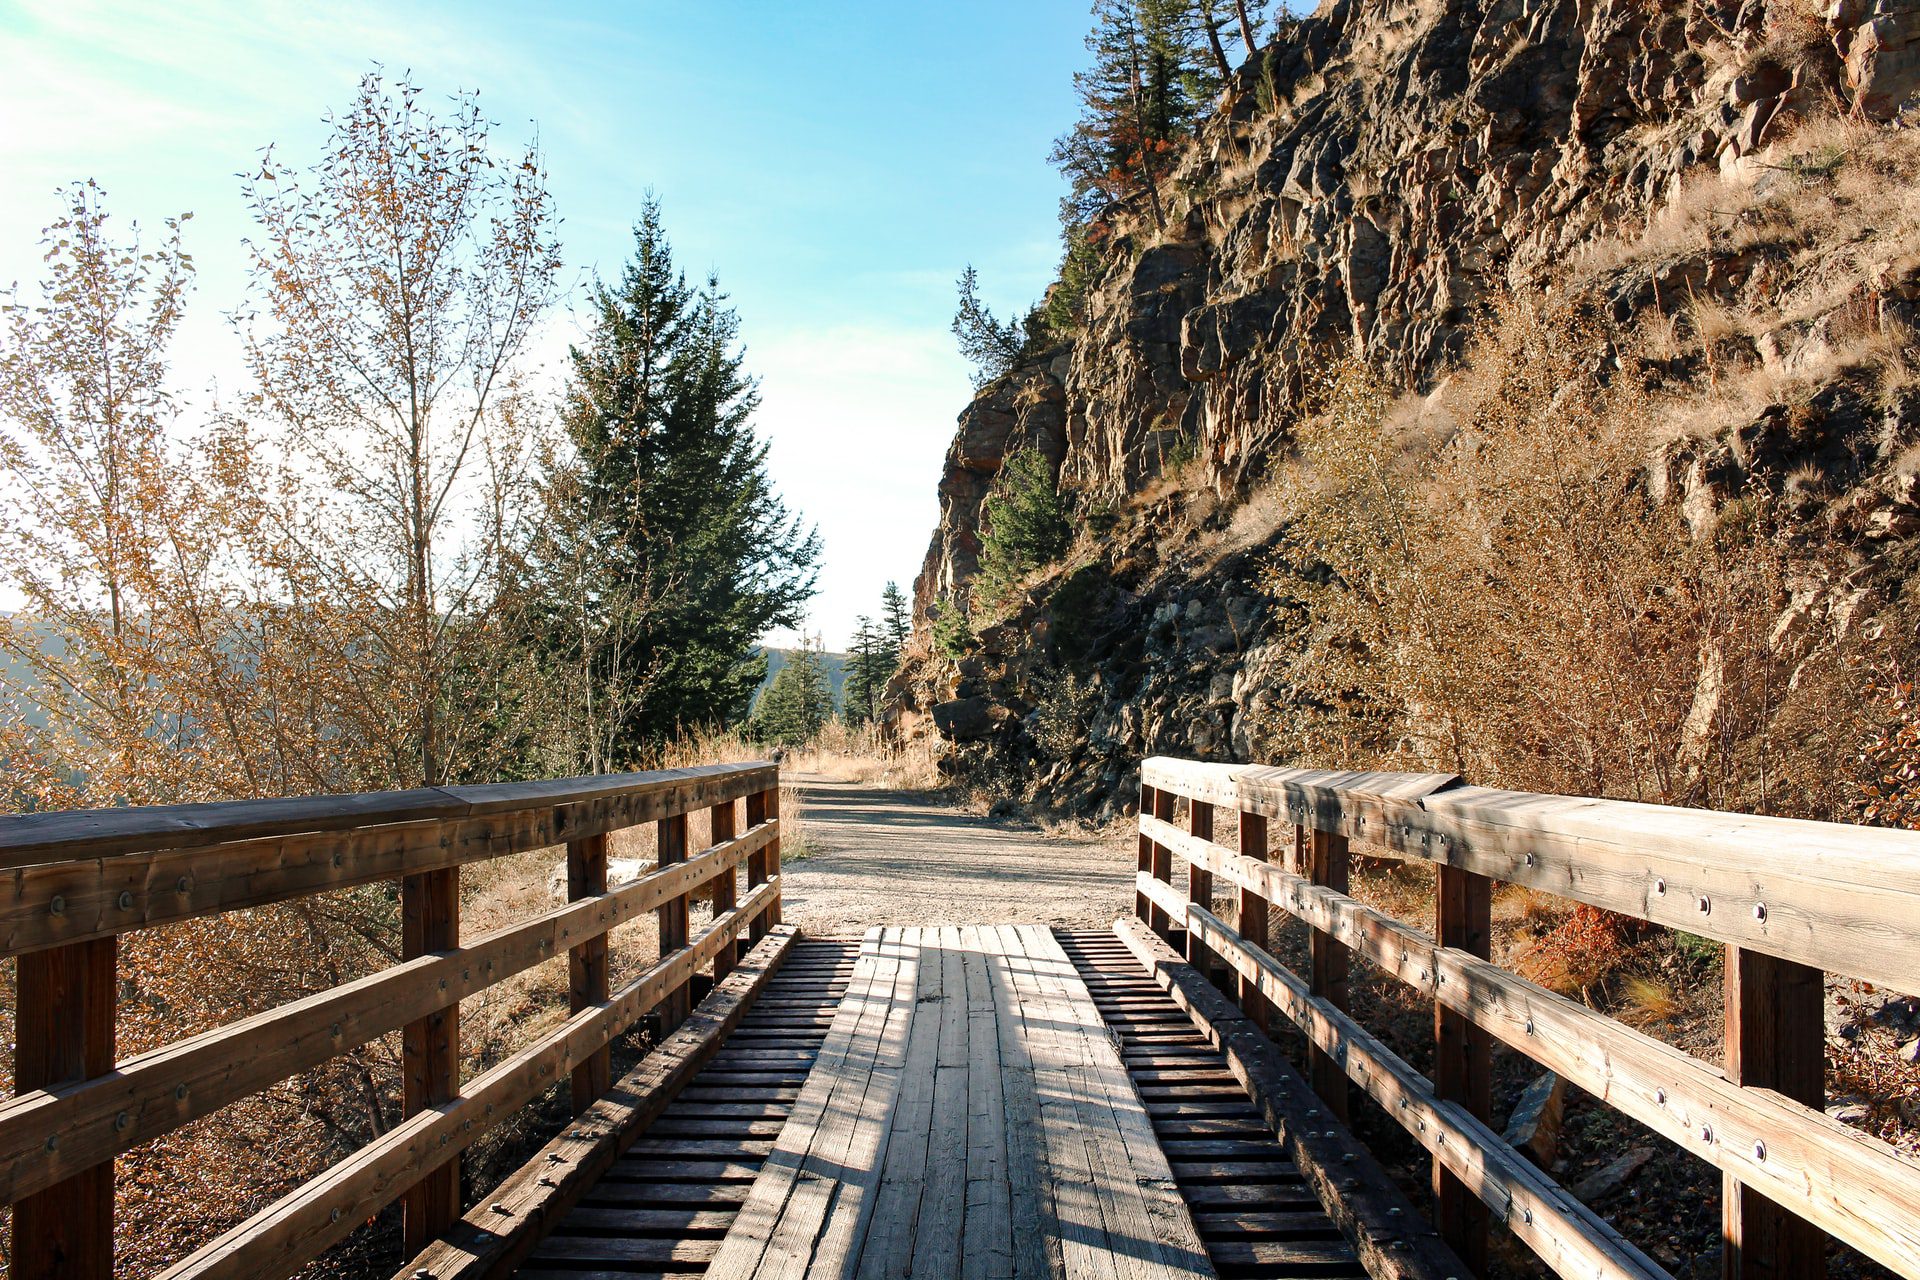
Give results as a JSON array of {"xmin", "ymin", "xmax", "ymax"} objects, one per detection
[{"xmin": 777, "ymin": 773, "xmax": 1135, "ymax": 935}]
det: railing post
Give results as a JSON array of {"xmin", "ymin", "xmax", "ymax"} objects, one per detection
[
  {"xmin": 657, "ymin": 812, "xmax": 691, "ymax": 1032},
  {"xmin": 1307, "ymin": 826, "xmax": 1350, "ymax": 1121},
  {"xmin": 567, "ymin": 832, "xmax": 611, "ymax": 1114},
  {"xmin": 711, "ymin": 799, "xmax": 740, "ymax": 980},
  {"xmin": 1186, "ymin": 796, "xmax": 1215, "ymax": 978},
  {"xmin": 12, "ymin": 937, "xmax": 116, "ymax": 1280},
  {"xmin": 1724, "ymin": 947, "xmax": 1826, "ymax": 1280},
  {"xmin": 746, "ymin": 787, "xmax": 772, "ymax": 943},
  {"xmin": 1434, "ymin": 864, "xmax": 1492, "ymax": 1272},
  {"xmin": 766, "ymin": 783, "xmax": 782, "ymax": 928},
  {"xmin": 1136, "ymin": 782, "xmax": 1157, "ymax": 926},
  {"xmin": 402, "ymin": 865, "xmax": 460, "ymax": 1254},
  {"xmin": 1237, "ymin": 808, "xmax": 1271, "ymax": 1035},
  {"xmin": 1151, "ymin": 788, "xmax": 1177, "ymax": 944}
]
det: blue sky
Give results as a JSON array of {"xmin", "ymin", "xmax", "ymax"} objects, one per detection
[{"xmin": 0, "ymin": 0, "xmax": 1091, "ymax": 648}]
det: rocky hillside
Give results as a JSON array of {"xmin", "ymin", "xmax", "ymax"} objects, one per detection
[{"xmin": 893, "ymin": 0, "xmax": 1920, "ymax": 818}]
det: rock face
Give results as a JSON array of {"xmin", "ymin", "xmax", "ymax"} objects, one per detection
[{"xmin": 897, "ymin": 0, "xmax": 1920, "ymax": 809}]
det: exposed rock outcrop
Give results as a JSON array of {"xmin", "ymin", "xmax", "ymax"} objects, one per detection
[{"xmin": 895, "ymin": 0, "xmax": 1920, "ymax": 811}]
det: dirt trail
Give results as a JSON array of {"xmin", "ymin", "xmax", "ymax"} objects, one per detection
[{"xmin": 777, "ymin": 773, "xmax": 1134, "ymax": 934}]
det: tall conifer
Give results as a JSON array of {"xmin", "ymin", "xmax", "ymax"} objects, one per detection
[{"xmin": 531, "ymin": 199, "xmax": 819, "ymax": 762}]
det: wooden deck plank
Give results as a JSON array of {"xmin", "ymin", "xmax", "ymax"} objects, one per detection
[
  {"xmin": 959, "ymin": 926, "xmax": 1016, "ymax": 1280},
  {"xmin": 706, "ymin": 926, "xmax": 920, "ymax": 1278},
  {"xmin": 1004, "ymin": 924, "xmax": 1214, "ymax": 1280},
  {"xmin": 693, "ymin": 924, "xmax": 1226, "ymax": 1278}
]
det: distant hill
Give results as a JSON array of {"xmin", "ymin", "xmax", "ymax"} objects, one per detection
[{"xmin": 755, "ymin": 646, "xmax": 848, "ymax": 711}]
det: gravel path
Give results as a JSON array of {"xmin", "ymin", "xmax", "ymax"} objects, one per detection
[{"xmin": 778, "ymin": 773, "xmax": 1135, "ymax": 935}]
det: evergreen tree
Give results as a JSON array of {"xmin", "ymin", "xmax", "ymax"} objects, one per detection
[
  {"xmin": 952, "ymin": 265, "xmax": 1026, "ymax": 390},
  {"xmin": 530, "ymin": 198, "xmax": 819, "ymax": 763},
  {"xmin": 843, "ymin": 615, "xmax": 886, "ymax": 726},
  {"xmin": 880, "ymin": 582, "xmax": 912, "ymax": 658},
  {"xmin": 1049, "ymin": 0, "xmax": 1221, "ymax": 230},
  {"xmin": 750, "ymin": 636, "xmax": 832, "ymax": 745},
  {"xmin": 976, "ymin": 447, "xmax": 1072, "ymax": 607}
]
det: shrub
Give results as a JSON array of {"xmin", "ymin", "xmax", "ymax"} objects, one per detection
[
  {"xmin": 976, "ymin": 447, "xmax": 1071, "ymax": 608},
  {"xmin": 1032, "ymin": 666, "xmax": 1101, "ymax": 761},
  {"xmin": 1263, "ymin": 292, "xmax": 1808, "ymax": 811},
  {"xmin": 931, "ymin": 598, "xmax": 976, "ymax": 660}
]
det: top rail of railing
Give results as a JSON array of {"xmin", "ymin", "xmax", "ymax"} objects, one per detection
[
  {"xmin": 0, "ymin": 762, "xmax": 778, "ymax": 958},
  {"xmin": 1143, "ymin": 757, "xmax": 1920, "ymax": 993}
]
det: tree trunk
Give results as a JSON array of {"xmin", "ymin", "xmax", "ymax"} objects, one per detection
[
  {"xmin": 1125, "ymin": 16, "xmax": 1168, "ymax": 231},
  {"xmin": 1203, "ymin": 10, "xmax": 1233, "ymax": 79},
  {"xmin": 1234, "ymin": 0, "xmax": 1259, "ymax": 58}
]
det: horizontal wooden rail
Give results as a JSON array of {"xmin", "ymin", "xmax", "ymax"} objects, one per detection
[
  {"xmin": 0, "ymin": 821, "xmax": 775, "ymax": 1206},
  {"xmin": 0, "ymin": 763, "xmax": 776, "ymax": 956},
  {"xmin": 1144, "ymin": 758, "xmax": 1920, "ymax": 993},
  {"xmin": 1140, "ymin": 813, "xmax": 1920, "ymax": 1276},
  {"xmin": 1189, "ymin": 904, "xmax": 1671, "ymax": 1280},
  {"xmin": 1, "ymin": 760, "xmax": 782, "ymax": 1280},
  {"xmin": 0, "ymin": 763, "xmax": 775, "ymax": 867},
  {"xmin": 1139, "ymin": 755, "xmax": 1920, "ymax": 1280},
  {"xmin": 160, "ymin": 877, "xmax": 779, "ymax": 1280}
]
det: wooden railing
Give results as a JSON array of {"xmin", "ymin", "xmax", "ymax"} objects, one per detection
[
  {"xmin": 1136, "ymin": 757, "xmax": 1920, "ymax": 1280},
  {"xmin": 0, "ymin": 761, "xmax": 783, "ymax": 1280}
]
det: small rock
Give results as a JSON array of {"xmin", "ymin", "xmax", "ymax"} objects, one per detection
[
  {"xmin": 1570, "ymin": 1147, "xmax": 1655, "ymax": 1202},
  {"xmin": 1503, "ymin": 1072, "xmax": 1567, "ymax": 1167},
  {"xmin": 1827, "ymin": 1102, "xmax": 1873, "ymax": 1125},
  {"xmin": 1901, "ymin": 1037, "xmax": 1920, "ymax": 1064}
]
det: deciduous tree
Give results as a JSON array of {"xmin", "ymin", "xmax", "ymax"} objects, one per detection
[{"xmin": 241, "ymin": 70, "xmax": 561, "ymax": 788}]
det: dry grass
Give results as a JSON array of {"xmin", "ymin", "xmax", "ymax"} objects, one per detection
[{"xmin": 791, "ymin": 719, "xmax": 945, "ymax": 790}]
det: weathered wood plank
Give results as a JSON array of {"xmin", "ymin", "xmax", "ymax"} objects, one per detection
[
  {"xmin": 960, "ymin": 927, "xmax": 1016, "ymax": 1280},
  {"xmin": 1723, "ymin": 947, "xmax": 1826, "ymax": 1280},
  {"xmin": 657, "ymin": 813, "xmax": 691, "ymax": 1033},
  {"xmin": 707, "ymin": 926, "xmax": 917, "ymax": 1278},
  {"xmin": 1433, "ymin": 863, "xmax": 1491, "ymax": 1271},
  {"xmin": 1236, "ymin": 811, "xmax": 1271, "ymax": 1035},
  {"xmin": 10, "ymin": 936, "xmax": 115, "ymax": 1280},
  {"xmin": 158, "ymin": 880, "xmax": 779, "ymax": 1280},
  {"xmin": 0, "ymin": 822, "xmax": 775, "ymax": 1206},
  {"xmin": 0, "ymin": 761, "xmax": 774, "ymax": 867},
  {"xmin": 1112, "ymin": 917, "xmax": 1463, "ymax": 1280},
  {"xmin": 1187, "ymin": 799, "xmax": 1215, "ymax": 977},
  {"xmin": 1005, "ymin": 924, "xmax": 1213, "ymax": 1279},
  {"xmin": 393, "ymin": 925, "xmax": 797, "ymax": 1280},
  {"xmin": 1142, "ymin": 756, "xmax": 1920, "ymax": 992},
  {"xmin": 568, "ymin": 832, "xmax": 612, "ymax": 1113},
  {"xmin": 1187, "ymin": 904, "xmax": 1672, "ymax": 1280},
  {"xmin": 1140, "ymin": 813, "xmax": 1920, "ymax": 1278},
  {"xmin": 1306, "ymin": 828, "xmax": 1349, "ymax": 1124},
  {"xmin": 401, "ymin": 864, "xmax": 460, "ymax": 1253},
  {"xmin": 711, "ymin": 800, "xmax": 741, "ymax": 981}
]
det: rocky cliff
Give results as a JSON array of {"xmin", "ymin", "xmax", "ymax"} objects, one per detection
[{"xmin": 897, "ymin": 0, "xmax": 1920, "ymax": 816}]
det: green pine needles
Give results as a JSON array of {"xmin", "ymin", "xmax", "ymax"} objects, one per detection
[{"xmin": 976, "ymin": 447, "xmax": 1071, "ymax": 609}]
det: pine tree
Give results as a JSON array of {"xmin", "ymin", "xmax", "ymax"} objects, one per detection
[
  {"xmin": 843, "ymin": 615, "xmax": 886, "ymax": 726},
  {"xmin": 530, "ymin": 198, "xmax": 819, "ymax": 764},
  {"xmin": 952, "ymin": 265, "xmax": 1026, "ymax": 390},
  {"xmin": 750, "ymin": 636, "xmax": 832, "ymax": 745},
  {"xmin": 881, "ymin": 582, "xmax": 912, "ymax": 659},
  {"xmin": 1049, "ymin": 0, "xmax": 1221, "ymax": 230},
  {"xmin": 976, "ymin": 448, "xmax": 1072, "ymax": 607}
]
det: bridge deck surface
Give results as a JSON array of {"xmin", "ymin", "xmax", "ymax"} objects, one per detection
[{"xmin": 521, "ymin": 926, "xmax": 1361, "ymax": 1279}]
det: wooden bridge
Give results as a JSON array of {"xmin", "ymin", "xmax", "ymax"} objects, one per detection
[{"xmin": 2, "ymin": 757, "xmax": 1919, "ymax": 1280}]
